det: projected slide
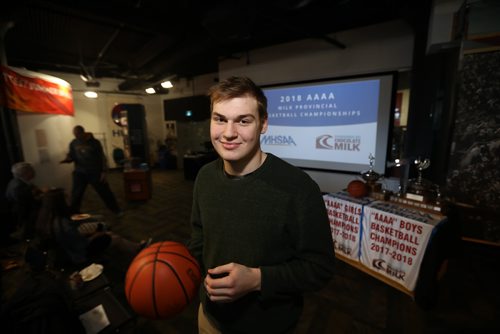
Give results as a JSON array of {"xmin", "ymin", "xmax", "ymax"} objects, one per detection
[{"xmin": 261, "ymin": 73, "xmax": 395, "ymax": 174}]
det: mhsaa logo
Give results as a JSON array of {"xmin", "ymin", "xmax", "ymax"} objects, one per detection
[{"xmin": 261, "ymin": 135, "xmax": 296, "ymax": 146}]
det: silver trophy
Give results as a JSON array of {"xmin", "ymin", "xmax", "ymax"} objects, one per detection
[
  {"xmin": 414, "ymin": 157, "xmax": 430, "ymax": 185},
  {"xmin": 407, "ymin": 157, "xmax": 435, "ymax": 199},
  {"xmin": 361, "ymin": 153, "xmax": 382, "ymax": 193}
]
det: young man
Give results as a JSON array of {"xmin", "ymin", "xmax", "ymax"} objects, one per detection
[
  {"xmin": 188, "ymin": 77, "xmax": 335, "ymax": 333},
  {"xmin": 61, "ymin": 125, "xmax": 122, "ymax": 216}
]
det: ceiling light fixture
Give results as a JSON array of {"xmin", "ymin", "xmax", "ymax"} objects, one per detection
[
  {"xmin": 145, "ymin": 87, "xmax": 156, "ymax": 94},
  {"xmin": 84, "ymin": 91, "xmax": 98, "ymax": 98},
  {"xmin": 161, "ymin": 80, "xmax": 173, "ymax": 88}
]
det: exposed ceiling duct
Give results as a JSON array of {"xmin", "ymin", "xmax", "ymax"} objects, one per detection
[{"xmin": 3, "ymin": 0, "xmax": 418, "ymax": 92}]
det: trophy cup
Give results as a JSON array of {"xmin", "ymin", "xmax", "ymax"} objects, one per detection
[
  {"xmin": 405, "ymin": 157, "xmax": 436, "ymax": 202},
  {"xmin": 386, "ymin": 157, "xmax": 446, "ymax": 212},
  {"xmin": 361, "ymin": 153, "xmax": 382, "ymax": 195}
]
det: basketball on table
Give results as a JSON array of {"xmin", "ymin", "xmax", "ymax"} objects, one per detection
[
  {"xmin": 125, "ymin": 241, "xmax": 201, "ymax": 319},
  {"xmin": 347, "ymin": 180, "xmax": 368, "ymax": 198}
]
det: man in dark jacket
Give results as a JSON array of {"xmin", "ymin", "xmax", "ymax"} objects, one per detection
[{"xmin": 61, "ymin": 125, "xmax": 122, "ymax": 216}]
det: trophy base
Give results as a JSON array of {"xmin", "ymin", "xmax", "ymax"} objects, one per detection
[
  {"xmin": 389, "ymin": 194, "xmax": 446, "ymax": 213},
  {"xmin": 406, "ymin": 178, "xmax": 437, "ymax": 201},
  {"xmin": 366, "ymin": 182, "xmax": 382, "ymax": 195},
  {"xmin": 405, "ymin": 192, "xmax": 426, "ymax": 202}
]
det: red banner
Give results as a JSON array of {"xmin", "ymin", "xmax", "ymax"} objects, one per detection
[{"xmin": 1, "ymin": 65, "xmax": 74, "ymax": 116}]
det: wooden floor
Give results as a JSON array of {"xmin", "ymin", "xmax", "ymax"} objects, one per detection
[{"xmin": 2, "ymin": 168, "xmax": 500, "ymax": 333}]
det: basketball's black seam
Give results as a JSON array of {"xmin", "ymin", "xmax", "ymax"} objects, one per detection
[
  {"xmin": 134, "ymin": 249, "xmax": 201, "ymax": 278},
  {"xmin": 156, "ymin": 252, "xmax": 201, "ymax": 275},
  {"xmin": 127, "ymin": 259, "xmax": 157, "ymax": 314},
  {"xmin": 152, "ymin": 245, "xmax": 162, "ymax": 318},
  {"xmin": 127, "ymin": 242, "xmax": 200, "ymax": 318},
  {"xmin": 155, "ymin": 258, "xmax": 191, "ymax": 307},
  {"xmin": 135, "ymin": 242, "xmax": 191, "ymax": 257}
]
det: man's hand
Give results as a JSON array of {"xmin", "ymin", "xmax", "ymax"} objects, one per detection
[
  {"xmin": 60, "ymin": 155, "xmax": 72, "ymax": 164},
  {"xmin": 205, "ymin": 262, "xmax": 261, "ymax": 303}
]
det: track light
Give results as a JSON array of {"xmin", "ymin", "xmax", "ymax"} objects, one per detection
[
  {"xmin": 145, "ymin": 80, "xmax": 173, "ymax": 94},
  {"xmin": 84, "ymin": 91, "xmax": 98, "ymax": 98},
  {"xmin": 161, "ymin": 80, "xmax": 173, "ymax": 88}
]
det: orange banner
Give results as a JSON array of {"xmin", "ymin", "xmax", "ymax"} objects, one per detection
[{"xmin": 1, "ymin": 65, "xmax": 74, "ymax": 116}]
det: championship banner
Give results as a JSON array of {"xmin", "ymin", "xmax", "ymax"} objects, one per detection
[
  {"xmin": 360, "ymin": 201, "xmax": 444, "ymax": 291},
  {"xmin": 1, "ymin": 65, "xmax": 74, "ymax": 115},
  {"xmin": 323, "ymin": 192, "xmax": 373, "ymax": 261}
]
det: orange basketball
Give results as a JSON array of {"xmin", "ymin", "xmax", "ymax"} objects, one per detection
[
  {"xmin": 125, "ymin": 241, "xmax": 201, "ymax": 319},
  {"xmin": 347, "ymin": 180, "xmax": 368, "ymax": 198}
]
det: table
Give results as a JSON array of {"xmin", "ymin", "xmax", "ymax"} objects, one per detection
[
  {"xmin": 68, "ymin": 272, "xmax": 135, "ymax": 333},
  {"xmin": 324, "ymin": 192, "xmax": 449, "ymax": 298},
  {"xmin": 68, "ymin": 271, "xmax": 110, "ymax": 301},
  {"xmin": 74, "ymin": 286, "xmax": 134, "ymax": 333}
]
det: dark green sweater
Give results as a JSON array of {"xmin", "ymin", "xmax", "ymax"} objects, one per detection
[{"xmin": 188, "ymin": 153, "xmax": 335, "ymax": 333}]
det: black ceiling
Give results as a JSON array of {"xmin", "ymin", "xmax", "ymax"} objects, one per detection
[{"xmin": 2, "ymin": 0, "xmax": 421, "ymax": 91}]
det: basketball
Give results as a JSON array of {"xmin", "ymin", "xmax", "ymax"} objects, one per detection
[
  {"xmin": 347, "ymin": 180, "xmax": 368, "ymax": 198},
  {"xmin": 125, "ymin": 241, "xmax": 201, "ymax": 319}
]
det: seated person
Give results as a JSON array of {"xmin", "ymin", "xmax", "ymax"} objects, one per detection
[
  {"xmin": 35, "ymin": 188, "xmax": 150, "ymax": 267},
  {"xmin": 5, "ymin": 162, "xmax": 46, "ymax": 240}
]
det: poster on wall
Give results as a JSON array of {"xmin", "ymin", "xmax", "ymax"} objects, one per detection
[
  {"xmin": 323, "ymin": 192, "xmax": 373, "ymax": 261},
  {"xmin": 360, "ymin": 202, "xmax": 443, "ymax": 291},
  {"xmin": 0, "ymin": 65, "xmax": 74, "ymax": 115}
]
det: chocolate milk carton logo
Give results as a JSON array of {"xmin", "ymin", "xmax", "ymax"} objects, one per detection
[
  {"xmin": 316, "ymin": 135, "xmax": 361, "ymax": 151},
  {"xmin": 372, "ymin": 259, "xmax": 406, "ymax": 281}
]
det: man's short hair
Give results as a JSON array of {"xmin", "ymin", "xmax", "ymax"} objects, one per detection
[
  {"xmin": 207, "ymin": 76, "xmax": 268, "ymax": 120},
  {"xmin": 73, "ymin": 125, "xmax": 85, "ymax": 133}
]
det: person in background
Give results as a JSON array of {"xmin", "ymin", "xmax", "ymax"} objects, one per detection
[
  {"xmin": 188, "ymin": 76, "xmax": 335, "ymax": 333},
  {"xmin": 60, "ymin": 125, "xmax": 123, "ymax": 216},
  {"xmin": 5, "ymin": 162, "xmax": 46, "ymax": 240},
  {"xmin": 35, "ymin": 188, "xmax": 150, "ymax": 267}
]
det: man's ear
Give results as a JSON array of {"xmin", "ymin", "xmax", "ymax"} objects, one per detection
[{"xmin": 261, "ymin": 117, "xmax": 268, "ymax": 134}]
